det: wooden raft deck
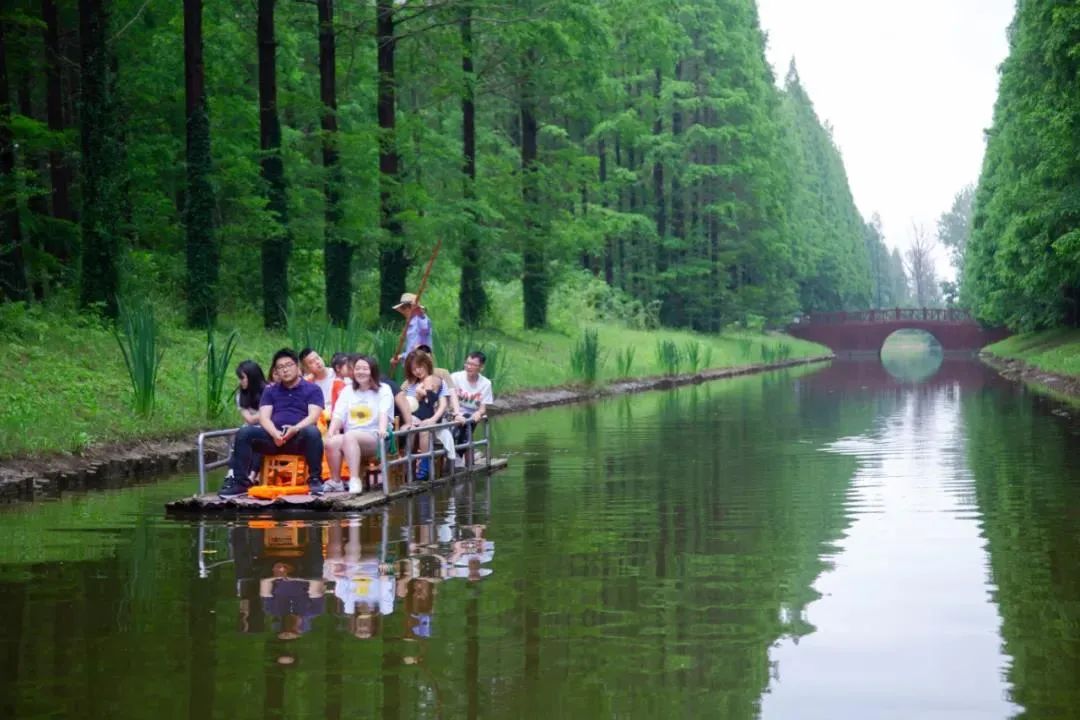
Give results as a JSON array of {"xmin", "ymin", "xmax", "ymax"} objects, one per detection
[{"xmin": 166, "ymin": 457, "xmax": 508, "ymax": 514}]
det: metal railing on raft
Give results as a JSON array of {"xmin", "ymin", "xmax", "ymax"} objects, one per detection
[{"xmin": 195, "ymin": 418, "xmax": 492, "ymax": 496}]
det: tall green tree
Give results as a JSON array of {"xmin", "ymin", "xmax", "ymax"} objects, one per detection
[
  {"xmin": 77, "ymin": 0, "xmax": 122, "ymax": 318},
  {"xmin": 781, "ymin": 60, "xmax": 871, "ymax": 314},
  {"xmin": 458, "ymin": 1, "xmax": 487, "ymax": 326},
  {"xmin": 965, "ymin": 0, "xmax": 1080, "ymax": 328},
  {"xmin": 937, "ymin": 184, "xmax": 973, "ymax": 277},
  {"xmin": 257, "ymin": 0, "xmax": 290, "ymax": 329},
  {"xmin": 183, "ymin": 0, "xmax": 218, "ymax": 328},
  {"xmin": 318, "ymin": 0, "xmax": 350, "ymax": 327},
  {"xmin": 0, "ymin": 15, "xmax": 29, "ymax": 302}
]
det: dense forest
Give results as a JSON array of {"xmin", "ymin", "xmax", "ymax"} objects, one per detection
[
  {"xmin": 963, "ymin": 0, "xmax": 1080, "ymax": 330},
  {"xmin": 0, "ymin": 0, "xmax": 906, "ymax": 333}
]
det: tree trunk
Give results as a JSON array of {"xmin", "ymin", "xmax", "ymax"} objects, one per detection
[
  {"xmin": 0, "ymin": 19, "xmax": 29, "ymax": 302},
  {"xmin": 521, "ymin": 52, "xmax": 545, "ymax": 329},
  {"xmin": 377, "ymin": 0, "xmax": 407, "ymax": 324},
  {"xmin": 652, "ymin": 68, "xmax": 665, "ymax": 243},
  {"xmin": 183, "ymin": 0, "xmax": 218, "ymax": 328},
  {"xmin": 17, "ymin": 63, "xmax": 50, "ymax": 301},
  {"xmin": 458, "ymin": 3, "xmax": 486, "ymax": 326},
  {"xmin": 258, "ymin": 0, "xmax": 290, "ymax": 329},
  {"xmin": 600, "ymin": 137, "xmax": 614, "ymax": 285},
  {"xmin": 319, "ymin": 0, "xmax": 350, "ymax": 326},
  {"xmin": 77, "ymin": 0, "xmax": 120, "ymax": 317},
  {"xmin": 670, "ymin": 61, "xmax": 684, "ymax": 241},
  {"xmin": 43, "ymin": 0, "xmax": 73, "ymax": 231}
]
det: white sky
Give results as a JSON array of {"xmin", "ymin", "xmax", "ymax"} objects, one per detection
[{"xmin": 756, "ymin": 0, "xmax": 1015, "ymax": 280}]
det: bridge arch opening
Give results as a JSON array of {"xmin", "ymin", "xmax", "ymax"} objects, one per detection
[{"xmin": 880, "ymin": 329, "xmax": 943, "ymax": 383}]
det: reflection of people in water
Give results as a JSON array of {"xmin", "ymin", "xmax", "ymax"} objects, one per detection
[
  {"xmin": 397, "ymin": 552, "xmax": 445, "ymax": 664},
  {"xmin": 448, "ymin": 524, "xmax": 494, "ymax": 582},
  {"xmin": 260, "ymin": 561, "xmax": 325, "ymax": 640},
  {"xmin": 228, "ymin": 522, "xmax": 328, "ymax": 640},
  {"xmin": 323, "ymin": 519, "xmax": 394, "ymax": 639}
]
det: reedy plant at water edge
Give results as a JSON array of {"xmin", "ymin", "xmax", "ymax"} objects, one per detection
[
  {"xmin": 570, "ymin": 329, "xmax": 604, "ymax": 385},
  {"xmin": 433, "ymin": 327, "xmax": 474, "ymax": 373},
  {"xmin": 477, "ymin": 341, "xmax": 509, "ymax": 388},
  {"xmin": 114, "ymin": 300, "xmax": 165, "ymax": 416},
  {"xmin": 614, "ymin": 346, "xmax": 635, "ymax": 378},
  {"xmin": 286, "ymin": 310, "xmax": 368, "ymax": 357},
  {"xmin": 201, "ymin": 327, "xmax": 240, "ymax": 421},
  {"xmin": 655, "ymin": 339, "xmax": 681, "ymax": 376},
  {"xmin": 370, "ymin": 327, "xmax": 404, "ymax": 382},
  {"xmin": 683, "ymin": 341, "xmax": 703, "ymax": 373}
]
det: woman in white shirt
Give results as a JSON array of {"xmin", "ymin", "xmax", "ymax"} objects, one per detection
[{"xmin": 324, "ymin": 354, "xmax": 393, "ymax": 492}]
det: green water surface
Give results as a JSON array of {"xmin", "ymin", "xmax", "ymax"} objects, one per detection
[{"xmin": 2, "ymin": 357, "xmax": 1079, "ymax": 719}]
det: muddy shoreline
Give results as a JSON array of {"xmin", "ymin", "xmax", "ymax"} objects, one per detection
[
  {"xmin": 0, "ymin": 355, "xmax": 832, "ymax": 503},
  {"xmin": 980, "ymin": 352, "xmax": 1080, "ymax": 399}
]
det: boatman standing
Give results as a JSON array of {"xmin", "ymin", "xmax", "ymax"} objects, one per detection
[{"xmin": 393, "ymin": 293, "xmax": 433, "ymax": 361}]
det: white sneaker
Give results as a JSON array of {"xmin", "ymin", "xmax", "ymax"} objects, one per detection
[
  {"xmin": 323, "ymin": 479, "xmax": 346, "ymax": 493},
  {"xmin": 453, "ymin": 458, "xmax": 466, "ymax": 470}
]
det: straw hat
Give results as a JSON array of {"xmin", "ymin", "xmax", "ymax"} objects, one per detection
[{"xmin": 393, "ymin": 292, "xmax": 426, "ymax": 312}]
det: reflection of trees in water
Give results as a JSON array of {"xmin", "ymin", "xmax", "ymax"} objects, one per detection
[
  {"xmin": 481, "ymin": 372, "xmax": 871, "ymax": 716},
  {"xmin": 963, "ymin": 390, "xmax": 1080, "ymax": 716}
]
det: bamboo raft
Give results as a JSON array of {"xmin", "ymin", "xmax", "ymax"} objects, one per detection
[
  {"xmin": 168, "ymin": 415, "xmax": 505, "ymax": 515},
  {"xmin": 166, "ymin": 456, "xmax": 507, "ymax": 514}
]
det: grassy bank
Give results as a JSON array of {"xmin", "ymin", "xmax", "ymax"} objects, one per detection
[
  {"xmin": 983, "ymin": 329, "xmax": 1080, "ymax": 378},
  {"xmin": 0, "ymin": 275, "xmax": 827, "ymax": 458}
]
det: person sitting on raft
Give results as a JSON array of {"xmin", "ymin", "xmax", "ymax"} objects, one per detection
[
  {"xmin": 235, "ymin": 360, "xmax": 268, "ymax": 426},
  {"xmin": 323, "ymin": 354, "xmax": 393, "ymax": 493},
  {"xmin": 328, "ymin": 353, "xmax": 350, "ymax": 410},
  {"xmin": 219, "ymin": 348, "xmax": 326, "ymax": 497},
  {"xmin": 414, "ymin": 343, "xmax": 462, "ymax": 419},
  {"xmin": 300, "ymin": 347, "xmax": 337, "ymax": 406},
  {"xmin": 450, "ymin": 351, "xmax": 493, "ymax": 463},
  {"xmin": 397, "ymin": 350, "xmax": 448, "ymax": 481},
  {"xmin": 232, "ymin": 360, "xmax": 268, "ymax": 482}
]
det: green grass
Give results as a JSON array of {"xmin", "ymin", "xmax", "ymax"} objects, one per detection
[
  {"xmin": 0, "ymin": 277, "xmax": 828, "ymax": 458},
  {"xmin": 984, "ymin": 329, "xmax": 1080, "ymax": 377}
]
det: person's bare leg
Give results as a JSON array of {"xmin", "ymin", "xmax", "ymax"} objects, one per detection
[
  {"xmin": 342, "ymin": 430, "xmax": 364, "ymax": 490},
  {"xmin": 326, "ymin": 434, "xmax": 345, "ymax": 483},
  {"xmin": 354, "ymin": 432, "xmax": 378, "ymax": 489}
]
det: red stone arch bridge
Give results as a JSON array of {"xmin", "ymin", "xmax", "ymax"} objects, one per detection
[{"xmin": 786, "ymin": 308, "xmax": 1010, "ymax": 354}]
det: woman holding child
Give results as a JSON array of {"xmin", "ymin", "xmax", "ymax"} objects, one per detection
[
  {"xmin": 324, "ymin": 354, "xmax": 393, "ymax": 493},
  {"xmin": 398, "ymin": 350, "xmax": 448, "ymax": 481}
]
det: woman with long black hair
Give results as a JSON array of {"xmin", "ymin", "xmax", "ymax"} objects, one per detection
[
  {"xmin": 228, "ymin": 359, "xmax": 269, "ymax": 486},
  {"xmin": 235, "ymin": 359, "xmax": 268, "ymax": 425}
]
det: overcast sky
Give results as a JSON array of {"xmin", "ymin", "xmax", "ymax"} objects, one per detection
[{"xmin": 755, "ymin": 0, "xmax": 1016, "ymax": 279}]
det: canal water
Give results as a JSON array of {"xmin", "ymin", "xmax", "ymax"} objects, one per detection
[{"xmin": 2, "ymin": 355, "xmax": 1080, "ymax": 719}]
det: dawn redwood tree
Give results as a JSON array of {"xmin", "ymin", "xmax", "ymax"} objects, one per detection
[
  {"xmin": 258, "ymin": 0, "xmax": 290, "ymax": 329},
  {"xmin": 965, "ymin": 0, "xmax": 1080, "ymax": 328},
  {"xmin": 42, "ymin": 0, "xmax": 73, "ymax": 251},
  {"xmin": 78, "ymin": 0, "xmax": 122, "ymax": 318},
  {"xmin": 520, "ymin": 47, "xmax": 545, "ymax": 329},
  {"xmin": 376, "ymin": 0, "xmax": 406, "ymax": 324},
  {"xmin": 937, "ymin": 184, "xmax": 973, "ymax": 280},
  {"xmin": 458, "ymin": 1, "xmax": 487, "ymax": 326},
  {"xmin": 318, "ymin": 0, "xmax": 350, "ymax": 326},
  {"xmin": 0, "ymin": 17, "xmax": 29, "ymax": 302},
  {"xmin": 183, "ymin": 0, "xmax": 218, "ymax": 328}
]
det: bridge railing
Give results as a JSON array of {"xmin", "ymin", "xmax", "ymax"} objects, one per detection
[{"xmin": 792, "ymin": 308, "xmax": 973, "ymax": 325}]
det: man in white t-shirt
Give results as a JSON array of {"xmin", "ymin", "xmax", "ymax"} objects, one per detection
[
  {"xmin": 450, "ymin": 351, "xmax": 494, "ymax": 465},
  {"xmin": 450, "ymin": 351, "xmax": 493, "ymax": 421},
  {"xmin": 300, "ymin": 347, "xmax": 337, "ymax": 406}
]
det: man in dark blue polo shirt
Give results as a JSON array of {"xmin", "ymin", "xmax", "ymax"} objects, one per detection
[{"xmin": 220, "ymin": 348, "xmax": 326, "ymax": 497}]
